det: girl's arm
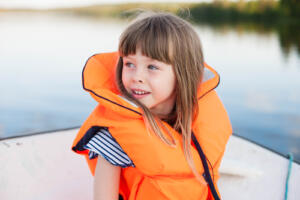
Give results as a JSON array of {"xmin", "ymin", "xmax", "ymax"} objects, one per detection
[{"xmin": 94, "ymin": 155, "xmax": 121, "ymax": 200}]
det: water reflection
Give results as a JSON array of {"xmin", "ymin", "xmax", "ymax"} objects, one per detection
[
  {"xmin": 277, "ymin": 23, "xmax": 300, "ymax": 56},
  {"xmin": 0, "ymin": 12, "xmax": 299, "ymax": 163},
  {"xmin": 191, "ymin": 21, "xmax": 300, "ymax": 58}
]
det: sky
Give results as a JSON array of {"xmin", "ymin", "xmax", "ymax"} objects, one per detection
[{"xmin": 0, "ymin": 0, "xmax": 217, "ymax": 9}]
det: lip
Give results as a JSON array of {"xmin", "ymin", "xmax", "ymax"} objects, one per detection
[{"xmin": 131, "ymin": 88, "xmax": 150, "ymax": 99}]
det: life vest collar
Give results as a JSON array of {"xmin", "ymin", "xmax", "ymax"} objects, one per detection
[{"xmin": 82, "ymin": 52, "xmax": 220, "ymax": 118}]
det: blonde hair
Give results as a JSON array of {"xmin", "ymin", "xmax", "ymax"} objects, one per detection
[{"xmin": 116, "ymin": 11, "xmax": 205, "ymax": 183}]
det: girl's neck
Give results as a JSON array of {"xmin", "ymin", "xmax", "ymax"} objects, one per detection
[{"xmin": 158, "ymin": 106, "xmax": 176, "ymax": 127}]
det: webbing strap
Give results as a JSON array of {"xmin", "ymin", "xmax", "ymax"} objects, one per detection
[
  {"xmin": 191, "ymin": 133, "xmax": 221, "ymax": 200},
  {"xmin": 285, "ymin": 153, "xmax": 293, "ymax": 200}
]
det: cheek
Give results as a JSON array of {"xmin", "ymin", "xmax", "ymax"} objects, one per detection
[
  {"xmin": 170, "ymin": 70, "xmax": 177, "ymax": 91},
  {"xmin": 166, "ymin": 79, "xmax": 176, "ymax": 96},
  {"xmin": 162, "ymin": 72, "xmax": 176, "ymax": 91},
  {"xmin": 171, "ymin": 77, "xmax": 176, "ymax": 91},
  {"xmin": 152, "ymin": 74, "xmax": 176, "ymax": 94},
  {"xmin": 121, "ymin": 69, "xmax": 129, "ymax": 88}
]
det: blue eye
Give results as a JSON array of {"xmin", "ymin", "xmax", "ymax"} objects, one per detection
[
  {"xmin": 125, "ymin": 62, "xmax": 135, "ymax": 68},
  {"xmin": 148, "ymin": 65, "xmax": 158, "ymax": 70}
]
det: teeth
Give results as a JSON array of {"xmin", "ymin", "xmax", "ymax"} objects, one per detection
[{"xmin": 134, "ymin": 90, "xmax": 147, "ymax": 95}]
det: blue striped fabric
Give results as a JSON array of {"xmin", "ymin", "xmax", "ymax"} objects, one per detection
[{"xmin": 83, "ymin": 128, "xmax": 135, "ymax": 168}]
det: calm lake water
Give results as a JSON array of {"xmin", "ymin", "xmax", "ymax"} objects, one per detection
[{"xmin": 0, "ymin": 12, "xmax": 299, "ymax": 162}]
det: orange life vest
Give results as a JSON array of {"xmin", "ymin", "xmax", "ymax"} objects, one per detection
[{"xmin": 72, "ymin": 52, "xmax": 232, "ymax": 200}]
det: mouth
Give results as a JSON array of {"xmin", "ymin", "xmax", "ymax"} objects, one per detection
[{"xmin": 131, "ymin": 89, "xmax": 150, "ymax": 99}]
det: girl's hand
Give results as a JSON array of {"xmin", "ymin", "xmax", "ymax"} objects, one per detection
[{"xmin": 94, "ymin": 155, "xmax": 121, "ymax": 200}]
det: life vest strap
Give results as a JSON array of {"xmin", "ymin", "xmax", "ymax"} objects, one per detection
[{"xmin": 191, "ymin": 132, "xmax": 221, "ymax": 200}]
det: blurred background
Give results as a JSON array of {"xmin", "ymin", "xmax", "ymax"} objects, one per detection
[{"xmin": 0, "ymin": 0, "xmax": 299, "ymax": 163}]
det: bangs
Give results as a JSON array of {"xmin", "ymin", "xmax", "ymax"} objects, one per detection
[{"xmin": 119, "ymin": 15, "xmax": 173, "ymax": 64}]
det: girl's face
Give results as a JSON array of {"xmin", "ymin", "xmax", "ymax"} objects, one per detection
[{"xmin": 122, "ymin": 48, "xmax": 176, "ymax": 116}]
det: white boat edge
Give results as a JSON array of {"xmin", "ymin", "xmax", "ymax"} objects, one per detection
[{"xmin": 0, "ymin": 128, "xmax": 299, "ymax": 200}]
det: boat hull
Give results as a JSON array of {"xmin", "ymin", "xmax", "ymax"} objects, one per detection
[{"xmin": 0, "ymin": 129, "xmax": 299, "ymax": 199}]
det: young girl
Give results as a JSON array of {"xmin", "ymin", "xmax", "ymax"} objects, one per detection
[{"xmin": 72, "ymin": 11, "xmax": 232, "ymax": 200}]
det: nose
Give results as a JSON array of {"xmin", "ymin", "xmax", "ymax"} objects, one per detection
[{"xmin": 132, "ymin": 66, "xmax": 145, "ymax": 83}]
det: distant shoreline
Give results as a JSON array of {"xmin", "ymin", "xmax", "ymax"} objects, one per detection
[
  {"xmin": 1, "ymin": 1, "xmax": 299, "ymax": 24},
  {"xmin": 0, "ymin": 2, "xmax": 190, "ymax": 17}
]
